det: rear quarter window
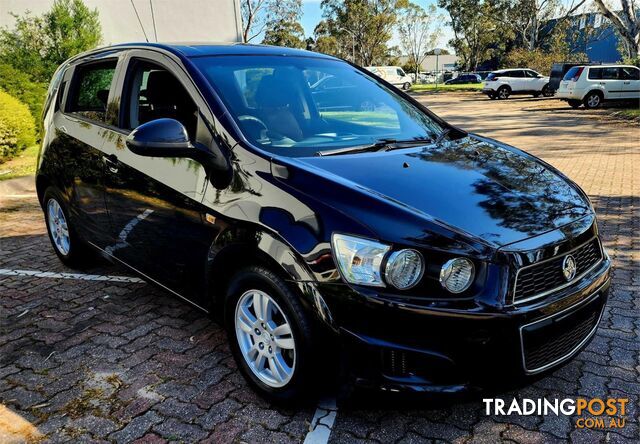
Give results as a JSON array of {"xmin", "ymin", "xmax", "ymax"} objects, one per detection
[{"xmin": 563, "ymin": 67, "xmax": 582, "ymax": 80}]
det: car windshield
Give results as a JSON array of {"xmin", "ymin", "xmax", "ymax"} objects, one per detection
[{"xmin": 192, "ymin": 55, "xmax": 443, "ymax": 157}]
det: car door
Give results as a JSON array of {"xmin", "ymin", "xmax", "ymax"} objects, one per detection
[
  {"xmin": 593, "ymin": 67, "xmax": 621, "ymax": 99},
  {"xmin": 525, "ymin": 70, "xmax": 544, "ymax": 91},
  {"xmin": 50, "ymin": 55, "xmax": 122, "ymax": 248},
  {"xmin": 98, "ymin": 50, "xmax": 222, "ymax": 304},
  {"xmin": 510, "ymin": 70, "xmax": 526, "ymax": 91},
  {"xmin": 620, "ymin": 66, "xmax": 640, "ymax": 99}
]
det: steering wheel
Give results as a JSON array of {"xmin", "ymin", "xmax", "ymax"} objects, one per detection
[{"xmin": 238, "ymin": 115, "xmax": 269, "ymax": 140}]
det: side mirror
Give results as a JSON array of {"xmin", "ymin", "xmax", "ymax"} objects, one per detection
[{"xmin": 126, "ymin": 118, "xmax": 193, "ymax": 157}]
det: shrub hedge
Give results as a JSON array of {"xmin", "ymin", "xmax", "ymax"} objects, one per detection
[{"xmin": 0, "ymin": 90, "xmax": 36, "ymax": 163}]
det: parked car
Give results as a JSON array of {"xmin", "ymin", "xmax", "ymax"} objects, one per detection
[
  {"xmin": 366, "ymin": 66, "xmax": 413, "ymax": 90},
  {"xmin": 445, "ymin": 74, "xmax": 482, "ymax": 85},
  {"xmin": 556, "ymin": 64, "xmax": 640, "ymax": 109},
  {"xmin": 548, "ymin": 62, "xmax": 590, "ymax": 94},
  {"xmin": 38, "ymin": 43, "xmax": 610, "ymax": 403},
  {"xmin": 482, "ymin": 69, "xmax": 553, "ymax": 99}
]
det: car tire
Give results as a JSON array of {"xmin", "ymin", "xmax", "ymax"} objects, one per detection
[
  {"xmin": 225, "ymin": 265, "xmax": 316, "ymax": 403},
  {"xmin": 568, "ymin": 99, "xmax": 582, "ymax": 109},
  {"xmin": 488, "ymin": 93, "xmax": 497, "ymax": 100},
  {"xmin": 542, "ymin": 84, "xmax": 553, "ymax": 97},
  {"xmin": 402, "ymin": 82, "xmax": 411, "ymax": 91},
  {"xmin": 584, "ymin": 91, "xmax": 603, "ymax": 109},
  {"xmin": 43, "ymin": 187, "xmax": 96, "ymax": 267},
  {"xmin": 532, "ymin": 92, "xmax": 541, "ymax": 98},
  {"xmin": 497, "ymin": 86, "xmax": 510, "ymax": 99}
]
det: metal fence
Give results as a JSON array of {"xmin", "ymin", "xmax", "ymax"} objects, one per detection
[{"xmin": 410, "ymin": 70, "xmax": 493, "ymax": 84}]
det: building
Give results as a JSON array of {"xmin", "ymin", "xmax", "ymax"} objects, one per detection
[
  {"xmin": 398, "ymin": 54, "xmax": 459, "ymax": 72},
  {"xmin": 550, "ymin": 12, "xmax": 626, "ymax": 63},
  {"xmin": 0, "ymin": 0, "xmax": 242, "ymax": 44}
]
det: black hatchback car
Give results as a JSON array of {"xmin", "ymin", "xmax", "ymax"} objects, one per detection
[{"xmin": 37, "ymin": 43, "xmax": 610, "ymax": 402}]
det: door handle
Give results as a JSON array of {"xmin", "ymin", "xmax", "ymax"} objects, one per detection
[{"xmin": 102, "ymin": 154, "xmax": 119, "ymax": 173}]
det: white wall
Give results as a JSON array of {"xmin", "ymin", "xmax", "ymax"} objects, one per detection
[{"xmin": 0, "ymin": 0, "xmax": 242, "ymax": 44}]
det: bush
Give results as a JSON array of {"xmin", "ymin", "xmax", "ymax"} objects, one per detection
[
  {"xmin": 0, "ymin": 63, "xmax": 47, "ymax": 124},
  {"xmin": 0, "ymin": 90, "xmax": 36, "ymax": 163},
  {"xmin": 502, "ymin": 48, "xmax": 588, "ymax": 76}
]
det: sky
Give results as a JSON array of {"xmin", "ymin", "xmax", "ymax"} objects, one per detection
[{"xmin": 298, "ymin": 0, "xmax": 454, "ymax": 51}]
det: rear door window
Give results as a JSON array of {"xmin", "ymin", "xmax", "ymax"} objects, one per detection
[
  {"xmin": 564, "ymin": 67, "xmax": 582, "ymax": 80},
  {"xmin": 67, "ymin": 60, "xmax": 117, "ymax": 122}
]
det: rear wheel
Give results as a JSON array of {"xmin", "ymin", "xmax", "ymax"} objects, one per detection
[
  {"xmin": 402, "ymin": 82, "xmax": 411, "ymax": 91},
  {"xmin": 584, "ymin": 91, "xmax": 603, "ymax": 109},
  {"xmin": 43, "ymin": 187, "xmax": 96, "ymax": 267},
  {"xmin": 225, "ymin": 265, "xmax": 315, "ymax": 403},
  {"xmin": 568, "ymin": 99, "xmax": 582, "ymax": 109},
  {"xmin": 542, "ymin": 84, "xmax": 553, "ymax": 97},
  {"xmin": 497, "ymin": 86, "xmax": 510, "ymax": 99}
]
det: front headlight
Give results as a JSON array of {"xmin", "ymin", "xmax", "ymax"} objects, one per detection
[
  {"xmin": 331, "ymin": 233, "xmax": 390, "ymax": 287},
  {"xmin": 439, "ymin": 258, "xmax": 475, "ymax": 293}
]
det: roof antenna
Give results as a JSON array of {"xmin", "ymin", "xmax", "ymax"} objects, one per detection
[
  {"xmin": 149, "ymin": 0, "xmax": 158, "ymax": 42},
  {"xmin": 130, "ymin": 0, "xmax": 149, "ymax": 43}
]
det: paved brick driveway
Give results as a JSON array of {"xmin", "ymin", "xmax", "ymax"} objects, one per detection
[{"xmin": 1, "ymin": 93, "xmax": 638, "ymax": 443}]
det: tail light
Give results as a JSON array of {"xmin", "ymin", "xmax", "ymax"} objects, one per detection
[{"xmin": 570, "ymin": 67, "xmax": 584, "ymax": 81}]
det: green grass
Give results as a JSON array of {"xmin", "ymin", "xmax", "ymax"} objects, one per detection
[
  {"xmin": 0, "ymin": 144, "xmax": 39, "ymax": 181},
  {"xmin": 617, "ymin": 108, "xmax": 640, "ymax": 119},
  {"xmin": 411, "ymin": 83, "xmax": 483, "ymax": 92}
]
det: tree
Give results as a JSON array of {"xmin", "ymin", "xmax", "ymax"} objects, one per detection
[
  {"xmin": 438, "ymin": 0, "xmax": 510, "ymax": 71},
  {"xmin": 0, "ymin": 0, "xmax": 101, "ymax": 82},
  {"xmin": 320, "ymin": 0, "xmax": 408, "ymax": 66},
  {"xmin": 491, "ymin": 0, "xmax": 587, "ymax": 51},
  {"xmin": 593, "ymin": 0, "xmax": 640, "ymax": 60},
  {"xmin": 397, "ymin": 3, "xmax": 443, "ymax": 80},
  {"xmin": 262, "ymin": 0, "xmax": 305, "ymax": 48},
  {"xmin": 240, "ymin": 0, "xmax": 270, "ymax": 43}
]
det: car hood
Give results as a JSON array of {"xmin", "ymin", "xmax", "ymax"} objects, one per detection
[{"xmin": 283, "ymin": 136, "xmax": 591, "ymax": 248}]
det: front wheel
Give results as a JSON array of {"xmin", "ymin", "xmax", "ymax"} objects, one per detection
[
  {"xmin": 225, "ymin": 265, "xmax": 316, "ymax": 403},
  {"xmin": 43, "ymin": 187, "xmax": 96, "ymax": 267},
  {"xmin": 542, "ymin": 84, "xmax": 553, "ymax": 97}
]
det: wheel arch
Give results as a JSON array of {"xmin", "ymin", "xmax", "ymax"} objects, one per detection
[
  {"xmin": 205, "ymin": 227, "xmax": 318, "ymax": 320},
  {"xmin": 583, "ymin": 88, "xmax": 604, "ymax": 101},
  {"xmin": 35, "ymin": 174, "xmax": 52, "ymax": 208}
]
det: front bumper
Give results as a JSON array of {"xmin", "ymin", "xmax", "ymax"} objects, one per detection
[{"xmin": 317, "ymin": 254, "xmax": 611, "ymax": 394}]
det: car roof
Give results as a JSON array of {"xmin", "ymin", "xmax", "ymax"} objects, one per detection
[
  {"xmin": 66, "ymin": 42, "xmax": 338, "ymax": 64},
  {"xmin": 584, "ymin": 64, "xmax": 639, "ymax": 68}
]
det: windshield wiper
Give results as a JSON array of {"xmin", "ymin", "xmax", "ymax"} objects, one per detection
[{"xmin": 314, "ymin": 136, "xmax": 434, "ymax": 157}]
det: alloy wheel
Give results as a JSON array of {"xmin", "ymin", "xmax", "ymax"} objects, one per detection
[
  {"xmin": 587, "ymin": 94, "xmax": 600, "ymax": 108},
  {"xmin": 498, "ymin": 88, "xmax": 509, "ymax": 99},
  {"xmin": 47, "ymin": 198, "xmax": 70, "ymax": 256},
  {"xmin": 235, "ymin": 289, "xmax": 296, "ymax": 388}
]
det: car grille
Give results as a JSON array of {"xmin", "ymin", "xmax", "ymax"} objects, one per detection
[
  {"xmin": 513, "ymin": 238, "xmax": 602, "ymax": 303},
  {"xmin": 521, "ymin": 294, "xmax": 603, "ymax": 372}
]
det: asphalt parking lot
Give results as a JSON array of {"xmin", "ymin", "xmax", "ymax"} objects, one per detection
[{"xmin": 1, "ymin": 92, "xmax": 638, "ymax": 443}]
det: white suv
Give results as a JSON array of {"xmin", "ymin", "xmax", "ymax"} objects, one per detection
[
  {"xmin": 556, "ymin": 65, "xmax": 640, "ymax": 109},
  {"xmin": 482, "ymin": 69, "xmax": 552, "ymax": 99}
]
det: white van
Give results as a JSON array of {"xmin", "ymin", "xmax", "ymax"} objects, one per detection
[
  {"xmin": 556, "ymin": 64, "xmax": 640, "ymax": 108},
  {"xmin": 366, "ymin": 66, "xmax": 413, "ymax": 90}
]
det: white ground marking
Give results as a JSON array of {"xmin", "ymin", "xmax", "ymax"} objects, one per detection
[
  {"xmin": 304, "ymin": 397, "xmax": 338, "ymax": 444},
  {"xmin": 0, "ymin": 269, "xmax": 145, "ymax": 283}
]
